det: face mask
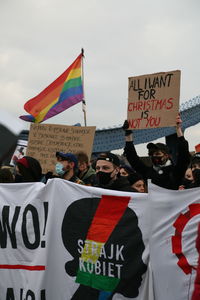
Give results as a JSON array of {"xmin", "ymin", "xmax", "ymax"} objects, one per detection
[
  {"xmin": 96, "ymin": 171, "xmax": 113, "ymax": 186},
  {"xmin": 55, "ymin": 163, "xmax": 65, "ymax": 176},
  {"xmin": 192, "ymin": 169, "xmax": 200, "ymax": 185},
  {"xmin": 151, "ymin": 156, "xmax": 166, "ymax": 166}
]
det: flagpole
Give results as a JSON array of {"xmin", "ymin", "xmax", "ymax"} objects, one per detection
[{"xmin": 81, "ymin": 48, "xmax": 87, "ymax": 127}]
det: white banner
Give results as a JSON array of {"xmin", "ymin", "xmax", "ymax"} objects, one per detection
[
  {"xmin": 149, "ymin": 184, "xmax": 200, "ymax": 300},
  {"xmin": 0, "ymin": 179, "xmax": 151, "ymax": 300},
  {"xmin": 0, "ymin": 182, "xmax": 46, "ymax": 300},
  {"xmin": 0, "ymin": 180, "xmax": 200, "ymax": 299}
]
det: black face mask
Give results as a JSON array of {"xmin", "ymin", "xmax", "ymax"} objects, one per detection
[
  {"xmin": 151, "ymin": 156, "xmax": 168, "ymax": 166},
  {"xmin": 96, "ymin": 171, "xmax": 113, "ymax": 186},
  {"xmin": 192, "ymin": 169, "xmax": 200, "ymax": 185}
]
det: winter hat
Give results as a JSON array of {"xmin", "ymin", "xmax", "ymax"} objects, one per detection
[
  {"xmin": 147, "ymin": 143, "xmax": 170, "ymax": 155},
  {"xmin": 56, "ymin": 152, "xmax": 78, "ymax": 169},
  {"xmin": 96, "ymin": 152, "xmax": 120, "ymax": 167}
]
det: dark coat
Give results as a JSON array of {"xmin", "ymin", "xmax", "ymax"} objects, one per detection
[{"xmin": 124, "ymin": 136, "xmax": 190, "ymax": 190}]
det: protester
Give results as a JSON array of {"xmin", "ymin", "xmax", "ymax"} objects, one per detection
[
  {"xmin": 179, "ymin": 154, "xmax": 200, "ymax": 189},
  {"xmin": 128, "ymin": 172, "xmax": 146, "ymax": 193},
  {"xmin": 119, "ymin": 164, "xmax": 135, "ymax": 177},
  {"xmin": 189, "ymin": 153, "xmax": 200, "ymax": 188},
  {"xmin": 184, "ymin": 167, "xmax": 194, "ymax": 181},
  {"xmin": 55, "ymin": 152, "xmax": 83, "ymax": 184},
  {"xmin": 95, "ymin": 152, "xmax": 136, "ymax": 191},
  {"xmin": 0, "ymin": 167, "xmax": 14, "ymax": 183},
  {"xmin": 123, "ymin": 114, "xmax": 190, "ymax": 190},
  {"xmin": 76, "ymin": 151, "xmax": 96, "ymax": 185},
  {"xmin": 15, "ymin": 156, "xmax": 42, "ymax": 182},
  {"xmin": 192, "ymin": 170, "xmax": 200, "ymax": 188},
  {"xmin": 178, "ymin": 168, "xmax": 194, "ymax": 190},
  {"xmin": 191, "ymin": 152, "xmax": 200, "ymax": 171}
]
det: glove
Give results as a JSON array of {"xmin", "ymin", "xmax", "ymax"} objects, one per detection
[{"xmin": 122, "ymin": 120, "xmax": 132, "ymax": 136}]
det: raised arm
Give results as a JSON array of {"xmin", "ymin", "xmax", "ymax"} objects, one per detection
[
  {"xmin": 176, "ymin": 113, "xmax": 183, "ymax": 137},
  {"xmin": 123, "ymin": 120, "xmax": 149, "ymax": 177}
]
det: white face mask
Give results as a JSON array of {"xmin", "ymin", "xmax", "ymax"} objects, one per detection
[{"xmin": 55, "ymin": 162, "xmax": 65, "ymax": 176}]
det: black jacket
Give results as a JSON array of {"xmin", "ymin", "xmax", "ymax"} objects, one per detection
[{"xmin": 124, "ymin": 136, "xmax": 190, "ymax": 190}]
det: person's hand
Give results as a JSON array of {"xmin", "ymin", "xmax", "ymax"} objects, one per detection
[
  {"xmin": 122, "ymin": 120, "xmax": 132, "ymax": 136},
  {"xmin": 176, "ymin": 113, "xmax": 183, "ymax": 137},
  {"xmin": 178, "ymin": 185, "xmax": 185, "ymax": 190},
  {"xmin": 176, "ymin": 113, "xmax": 182, "ymax": 128},
  {"xmin": 122, "ymin": 120, "xmax": 129, "ymax": 130}
]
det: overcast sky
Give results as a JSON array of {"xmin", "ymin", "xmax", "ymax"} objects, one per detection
[{"xmin": 0, "ymin": 0, "xmax": 200, "ymax": 154}]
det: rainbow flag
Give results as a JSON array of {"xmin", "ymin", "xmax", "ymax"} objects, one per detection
[{"xmin": 20, "ymin": 53, "xmax": 84, "ymax": 123}]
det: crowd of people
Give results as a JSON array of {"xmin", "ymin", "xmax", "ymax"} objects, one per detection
[
  {"xmin": 0, "ymin": 114, "xmax": 200, "ymax": 193},
  {"xmin": 0, "ymin": 115, "xmax": 200, "ymax": 298}
]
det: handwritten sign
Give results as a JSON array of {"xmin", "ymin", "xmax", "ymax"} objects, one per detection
[
  {"xmin": 128, "ymin": 70, "xmax": 181, "ymax": 129},
  {"xmin": 26, "ymin": 123, "xmax": 96, "ymax": 173}
]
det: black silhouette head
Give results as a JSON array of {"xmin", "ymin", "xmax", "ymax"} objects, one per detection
[{"xmin": 62, "ymin": 197, "xmax": 147, "ymax": 299}]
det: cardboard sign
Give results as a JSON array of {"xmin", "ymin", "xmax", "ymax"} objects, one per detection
[
  {"xmin": 128, "ymin": 70, "xmax": 181, "ymax": 129},
  {"xmin": 26, "ymin": 124, "xmax": 96, "ymax": 173}
]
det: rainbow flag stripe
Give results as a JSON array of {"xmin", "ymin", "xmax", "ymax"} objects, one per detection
[
  {"xmin": 76, "ymin": 195, "xmax": 130, "ymax": 294},
  {"xmin": 20, "ymin": 53, "xmax": 83, "ymax": 123}
]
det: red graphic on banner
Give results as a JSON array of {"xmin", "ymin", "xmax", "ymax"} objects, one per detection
[
  {"xmin": 172, "ymin": 204, "xmax": 200, "ymax": 274},
  {"xmin": 0, "ymin": 264, "xmax": 45, "ymax": 271}
]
